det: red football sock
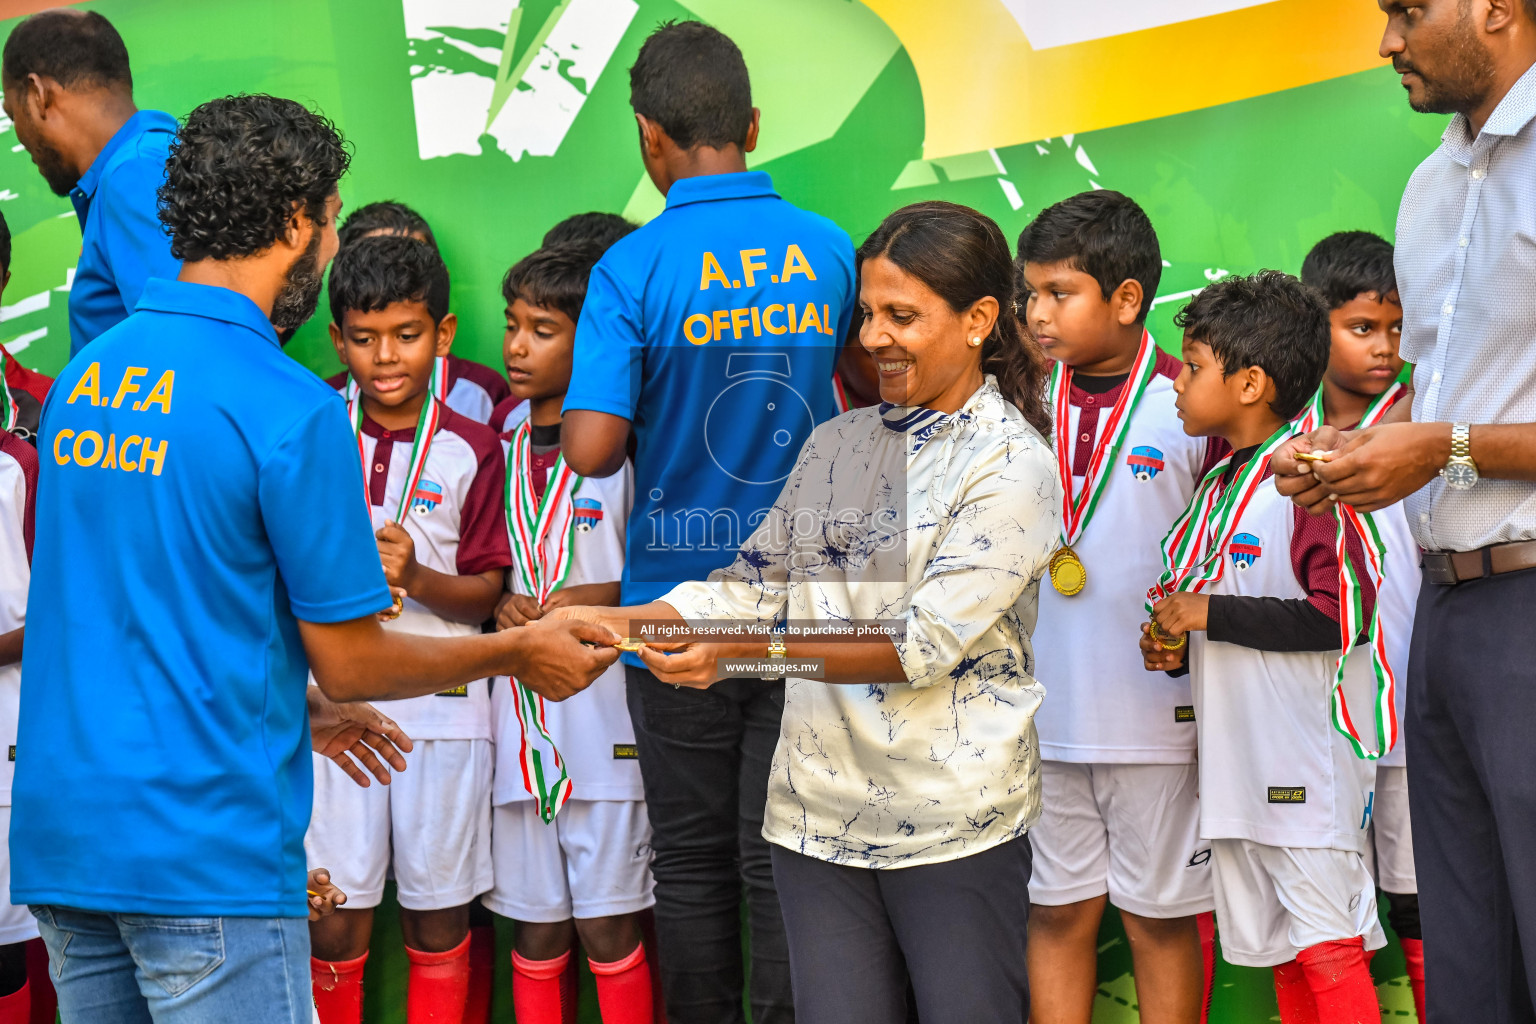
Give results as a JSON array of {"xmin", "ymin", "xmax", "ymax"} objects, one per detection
[
  {"xmin": 590, "ymin": 943, "xmax": 654, "ymax": 1024},
  {"xmin": 514, "ymin": 950, "xmax": 575, "ymax": 1024},
  {"xmin": 1197, "ymin": 911, "xmax": 1216, "ymax": 1024},
  {"xmin": 0, "ymin": 978, "xmax": 29, "ymax": 1024},
  {"xmin": 24, "ymin": 940, "xmax": 52, "ymax": 1024},
  {"xmin": 1401, "ymin": 937, "xmax": 1426, "ymax": 1022},
  {"xmin": 311, "ymin": 950, "xmax": 369, "ymax": 1024},
  {"xmin": 1273, "ymin": 959, "xmax": 1320, "ymax": 1024},
  {"xmin": 463, "ymin": 925, "xmax": 495, "ymax": 1024},
  {"xmin": 1296, "ymin": 937, "xmax": 1380, "ymax": 1024},
  {"xmin": 406, "ymin": 934, "xmax": 472, "ymax": 1024}
]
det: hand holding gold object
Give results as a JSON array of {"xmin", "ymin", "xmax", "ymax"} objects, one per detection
[
  {"xmin": 1148, "ymin": 619, "xmax": 1187, "ymax": 651},
  {"xmin": 614, "ymin": 637, "xmax": 649, "ymax": 653}
]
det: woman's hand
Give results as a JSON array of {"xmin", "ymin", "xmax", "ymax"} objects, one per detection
[{"xmin": 637, "ymin": 641, "xmax": 762, "ymax": 689}]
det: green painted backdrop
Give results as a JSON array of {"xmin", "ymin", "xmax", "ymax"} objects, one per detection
[{"xmin": 0, "ymin": 1, "xmax": 1438, "ymax": 1020}]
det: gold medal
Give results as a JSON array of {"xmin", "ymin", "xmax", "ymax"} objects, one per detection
[
  {"xmin": 1049, "ymin": 546, "xmax": 1087, "ymax": 596},
  {"xmin": 1148, "ymin": 619, "xmax": 1187, "ymax": 651},
  {"xmin": 614, "ymin": 638, "xmax": 648, "ymax": 653}
]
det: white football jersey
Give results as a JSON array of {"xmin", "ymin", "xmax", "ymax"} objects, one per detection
[
  {"xmin": 0, "ymin": 433, "xmax": 35, "ymax": 807},
  {"xmin": 1033, "ymin": 355, "xmax": 1215, "ymax": 764},
  {"xmin": 1191, "ymin": 480, "xmax": 1378, "ymax": 853},
  {"xmin": 314, "ymin": 407, "xmax": 510, "ymax": 740},
  {"xmin": 491, "ymin": 453, "xmax": 639, "ymax": 804}
]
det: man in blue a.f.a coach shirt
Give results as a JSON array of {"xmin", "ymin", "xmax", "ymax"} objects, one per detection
[
  {"xmin": 562, "ymin": 22, "xmax": 854, "ymax": 1024},
  {"xmin": 2, "ymin": 10, "xmax": 180, "ymax": 356}
]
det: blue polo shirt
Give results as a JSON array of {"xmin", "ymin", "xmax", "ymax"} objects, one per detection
[
  {"xmin": 565, "ymin": 171, "xmax": 854, "ymax": 608},
  {"xmin": 68, "ymin": 109, "xmax": 180, "ymax": 356},
  {"xmin": 13, "ymin": 278, "xmax": 391, "ymax": 917}
]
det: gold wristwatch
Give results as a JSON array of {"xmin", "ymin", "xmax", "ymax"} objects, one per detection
[
  {"xmin": 1441, "ymin": 423, "xmax": 1480, "ymax": 491},
  {"xmin": 764, "ymin": 633, "xmax": 788, "ymax": 678}
]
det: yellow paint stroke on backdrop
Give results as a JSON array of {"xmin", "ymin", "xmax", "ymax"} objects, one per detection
[{"xmin": 862, "ymin": 0, "xmax": 1389, "ymax": 160}]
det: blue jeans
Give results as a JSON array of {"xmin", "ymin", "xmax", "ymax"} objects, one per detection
[{"xmin": 31, "ymin": 906, "xmax": 312, "ymax": 1024}]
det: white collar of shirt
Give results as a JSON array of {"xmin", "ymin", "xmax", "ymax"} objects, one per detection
[{"xmin": 1441, "ymin": 58, "xmax": 1536, "ymax": 164}]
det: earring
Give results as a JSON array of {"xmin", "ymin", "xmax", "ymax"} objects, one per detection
[{"xmin": 968, "ymin": 336, "xmax": 983, "ymax": 347}]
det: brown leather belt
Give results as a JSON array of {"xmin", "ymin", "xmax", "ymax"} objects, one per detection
[{"xmin": 1423, "ymin": 539, "xmax": 1536, "ymax": 585}]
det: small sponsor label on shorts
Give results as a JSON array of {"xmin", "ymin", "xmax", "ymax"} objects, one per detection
[
  {"xmin": 435, "ymin": 685, "xmax": 469, "ymax": 697},
  {"xmin": 1174, "ymin": 705, "xmax": 1195, "ymax": 722},
  {"xmin": 613, "ymin": 744, "xmax": 639, "ymax": 760},
  {"xmin": 1267, "ymin": 787, "xmax": 1306, "ymax": 804}
]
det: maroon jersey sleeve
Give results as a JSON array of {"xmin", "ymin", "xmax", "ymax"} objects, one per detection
[
  {"xmin": 444, "ymin": 411, "xmax": 512, "ymax": 576},
  {"xmin": 3, "ymin": 345, "xmax": 51, "ymax": 406},
  {"xmin": 324, "ymin": 368, "xmax": 347, "ymax": 391},
  {"xmin": 450, "ymin": 355, "xmax": 511, "ymax": 409},
  {"xmin": 0, "ymin": 430, "xmax": 38, "ymax": 563},
  {"xmin": 1291, "ymin": 504, "xmax": 1376, "ymax": 627},
  {"xmin": 490, "ymin": 395, "xmax": 527, "ymax": 434}
]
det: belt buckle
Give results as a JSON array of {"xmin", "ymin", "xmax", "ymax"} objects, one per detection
[{"xmin": 1423, "ymin": 553, "xmax": 1460, "ymax": 586}]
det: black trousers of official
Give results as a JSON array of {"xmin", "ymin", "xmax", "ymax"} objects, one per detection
[
  {"xmin": 1409, "ymin": 566, "xmax": 1536, "ymax": 1022},
  {"xmin": 625, "ymin": 666, "xmax": 793, "ymax": 1024},
  {"xmin": 771, "ymin": 837, "xmax": 1032, "ymax": 1024}
]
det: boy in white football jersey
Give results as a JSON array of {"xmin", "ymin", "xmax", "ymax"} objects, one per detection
[
  {"xmin": 0, "ymin": 428, "xmax": 38, "ymax": 1024},
  {"xmin": 307, "ymin": 234, "xmax": 512, "ymax": 1024},
  {"xmin": 326, "ymin": 201, "xmax": 512, "ymax": 427},
  {"xmin": 485, "ymin": 243, "xmax": 655, "ymax": 1024},
  {"xmin": 1142, "ymin": 272, "xmax": 1386, "ymax": 1024},
  {"xmin": 1299, "ymin": 231, "xmax": 1423, "ymax": 1022},
  {"xmin": 1018, "ymin": 191, "xmax": 1221, "ymax": 1024}
]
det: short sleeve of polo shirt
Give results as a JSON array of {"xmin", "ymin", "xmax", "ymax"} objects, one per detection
[
  {"xmin": 456, "ymin": 429, "xmax": 512, "ymax": 577},
  {"xmin": 95, "ymin": 144, "xmax": 180, "ymax": 320},
  {"xmin": 258, "ymin": 399, "xmax": 392, "ymax": 622},
  {"xmin": 564, "ymin": 259, "xmax": 642, "ymax": 420}
]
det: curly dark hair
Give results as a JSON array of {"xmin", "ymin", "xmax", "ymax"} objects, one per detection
[
  {"xmin": 158, "ymin": 94, "xmax": 350, "ymax": 263},
  {"xmin": 329, "ymin": 234, "xmax": 449, "ymax": 328},
  {"xmin": 858, "ymin": 201, "xmax": 1052, "ymax": 438},
  {"xmin": 1174, "ymin": 270, "xmax": 1330, "ymax": 421},
  {"xmin": 542, "ymin": 211, "xmax": 636, "ymax": 252},
  {"xmin": 1300, "ymin": 231, "xmax": 1396, "ymax": 311}
]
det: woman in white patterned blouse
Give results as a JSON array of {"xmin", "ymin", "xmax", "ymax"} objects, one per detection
[{"xmin": 556, "ymin": 202, "xmax": 1062, "ymax": 1024}]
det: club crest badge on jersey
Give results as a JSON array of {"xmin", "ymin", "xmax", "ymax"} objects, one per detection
[
  {"xmin": 573, "ymin": 496, "xmax": 604, "ymax": 532},
  {"xmin": 411, "ymin": 480, "xmax": 444, "ymax": 516},
  {"xmin": 1126, "ymin": 445, "xmax": 1166, "ymax": 481},
  {"xmin": 1230, "ymin": 532, "xmax": 1262, "ymax": 570}
]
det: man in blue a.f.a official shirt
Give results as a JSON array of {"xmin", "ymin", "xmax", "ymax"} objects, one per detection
[
  {"xmin": 562, "ymin": 21, "xmax": 854, "ymax": 1024},
  {"xmin": 2, "ymin": 9, "xmax": 179, "ymax": 356}
]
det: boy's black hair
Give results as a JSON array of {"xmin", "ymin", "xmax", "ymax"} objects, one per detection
[
  {"xmin": 501, "ymin": 242, "xmax": 605, "ymax": 327},
  {"xmin": 1016, "ymin": 190, "xmax": 1162, "ymax": 322},
  {"xmin": 0, "ymin": 209, "xmax": 11, "ymax": 277},
  {"xmin": 1299, "ymin": 231, "xmax": 1397, "ymax": 311},
  {"xmin": 542, "ymin": 212, "xmax": 636, "ymax": 252},
  {"xmin": 1174, "ymin": 270, "xmax": 1330, "ymax": 421},
  {"xmin": 629, "ymin": 21, "xmax": 752, "ymax": 150},
  {"xmin": 2, "ymin": 10, "xmax": 131, "ymax": 91},
  {"xmin": 339, "ymin": 200, "xmax": 437, "ymax": 251},
  {"xmin": 329, "ymin": 234, "xmax": 449, "ymax": 328},
  {"xmin": 160, "ymin": 94, "xmax": 349, "ymax": 263}
]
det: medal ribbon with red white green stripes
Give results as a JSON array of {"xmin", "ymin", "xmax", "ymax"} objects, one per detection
[
  {"xmin": 1049, "ymin": 330, "xmax": 1159, "ymax": 551},
  {"xmin": 1145, "ymin": 422, "xmax": 1295, "ymax": 614},
  {"xmin": 504, "ymin": 420, "xmax": 584, "ymax": 823},
  {"xmin": 0, "ymin": 349, "xmax": 15, "ymax": 433},
  {"xmin": 346, "ymin": 360, "xmax": 444, "ymax": 520},
  {"xmin": 1293, "ymin": 382, "xmax": 1407, "ymax": 760}
]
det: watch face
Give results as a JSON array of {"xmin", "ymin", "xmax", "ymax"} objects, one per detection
[{"xmin": 1444, "ymin": 461, "xmax": 1479, "ymax": 490}]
